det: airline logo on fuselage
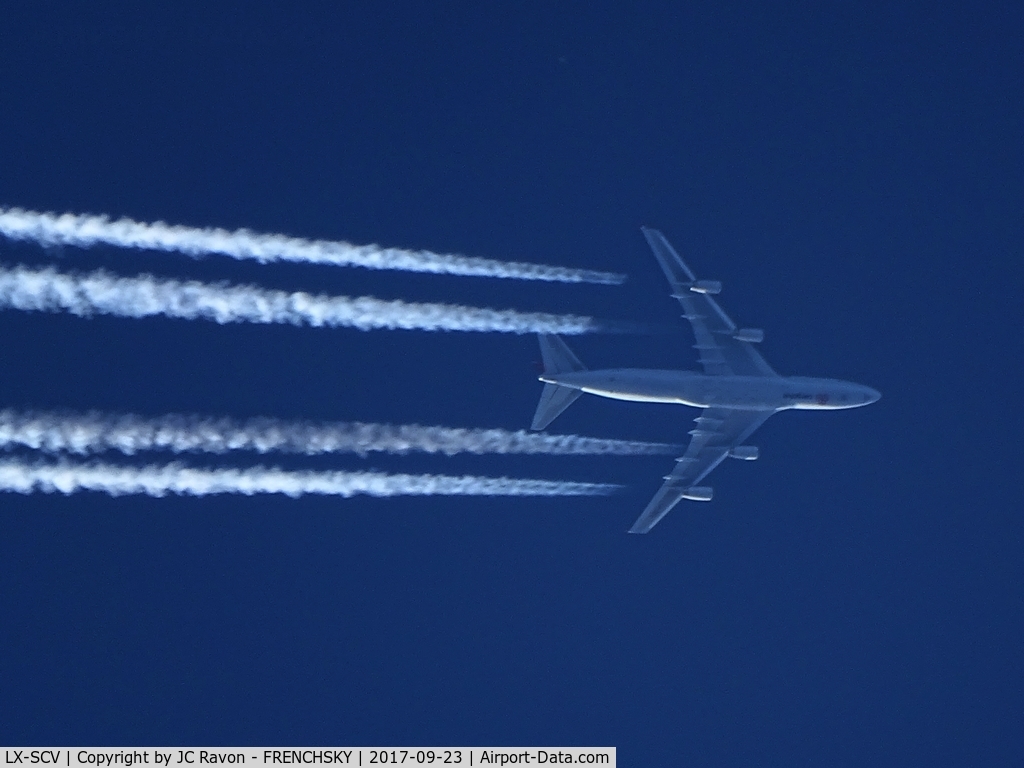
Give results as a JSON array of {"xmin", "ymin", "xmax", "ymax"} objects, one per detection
[{"xmin": 783, "ymin": 392, "xmax": 830, "ymax": 405}]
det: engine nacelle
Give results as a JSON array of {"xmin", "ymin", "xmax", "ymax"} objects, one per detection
[
  {"xmin": 733, "ymin": 328, "xmax": 764, "ymax": 343},
  {"xmin": 728, "ymin": 445, "xmax": 759, "ymax": 461},
  {"xmin": 681, "ymin": 486, "xmax": 714, "ymax": 502},
  {"xmin": 689, "ymin": 280, "xmax": 722, "ymax": 295}
]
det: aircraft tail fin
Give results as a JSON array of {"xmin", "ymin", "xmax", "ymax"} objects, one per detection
[{"xmin": 530, "ymin": 334, "xmax": 587, "ymax": 430}]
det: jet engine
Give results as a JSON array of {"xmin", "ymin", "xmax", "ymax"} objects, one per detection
[
  {"xmin": 728, "ymin": 446, "xmax": 759, "ymax": 461},
  {"xmin": 733, "ymin": 328, "xmax": 764, "ymax": 343},
  {"xmin": 689, "ymin": 280, "xmax": 722, "ymax": 295},
  {"xmin": 681, "ymin": 486, "xmax": 714, "ymax": 502}
]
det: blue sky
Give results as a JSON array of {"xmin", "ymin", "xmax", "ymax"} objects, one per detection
[{"xmin": 1, "ymin": 3, "xmax": 1022, "ymax": 764}]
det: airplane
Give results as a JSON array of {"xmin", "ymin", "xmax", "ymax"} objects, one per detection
[{"xmin": 530, "ymin": 227, "xmax": 880, "ymax": 533}]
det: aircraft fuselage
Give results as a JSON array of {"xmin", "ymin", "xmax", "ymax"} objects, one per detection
[{"xmin": 541, "ymin": 369, "xmax": 880, "ymax": 411}]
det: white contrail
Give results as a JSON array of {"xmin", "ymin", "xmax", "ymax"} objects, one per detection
[
  {"xmin": 0, "ymin": 207, "xmax": 626, "ymax": 285},
  {"xmin": 0, "ymin": 458, "xmax": 619, "ymax": 498},
  {"xmin": 0, "ymin": 264, "xmax": 633, "ymax": 334},
  {"xmin": 0, "ymin": 410, "xmax": 681, "ymax": 457}
]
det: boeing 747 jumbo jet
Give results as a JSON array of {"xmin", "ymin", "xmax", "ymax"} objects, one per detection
[{"xmin": 530, "ymin": 228, "xmax": 880, "ymax": 533}]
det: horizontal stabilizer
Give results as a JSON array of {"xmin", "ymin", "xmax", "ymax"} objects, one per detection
[
  {"xmin": 538, "ymin": 333, "xmax": 586, "ymax": 374},
  {"xmin": 531, "ymin": 334, "xmax": 587, "ymax": 430},
  {"xmin": 531, "ymin": 383, "xmax": 583, "ymax": 431}
]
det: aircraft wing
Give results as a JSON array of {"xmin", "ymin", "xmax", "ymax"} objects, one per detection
[
  {"xmin": 628, "ymin": 407, "xmax": 775, "ymax": 533},
  {"xmin": 642, "ymin": 227, "xmax": 777, "ymax": 378}
]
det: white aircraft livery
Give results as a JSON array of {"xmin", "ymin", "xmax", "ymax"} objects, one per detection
[{"xmin": 530, "ymin": 227, "xmax": 880, "ymax": 533}]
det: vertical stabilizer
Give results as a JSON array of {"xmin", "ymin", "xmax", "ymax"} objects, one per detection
[{"xmin": 530, "ymin": 335, "xmax": 587, "ymax": 430}]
